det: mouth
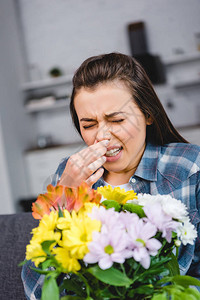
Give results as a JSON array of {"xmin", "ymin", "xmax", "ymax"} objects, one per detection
[
  {"xmin": 104, "ymin": 146, "xmax": 123, "ymax": 162},
  {"xmin": 105, "ymin": 146, "xmax": 123, "ymax": 157}
]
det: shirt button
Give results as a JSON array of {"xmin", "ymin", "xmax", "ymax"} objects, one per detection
[{"xmin": 130, "ymin": 178, "xmax": 136, "ymax": 184}]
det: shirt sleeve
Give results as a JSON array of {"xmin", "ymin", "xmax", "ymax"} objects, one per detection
[
  {"xmin": 51, "ymin": 157, "xmax": 69, "ymax": 186},
  {"xmin": 21, "ymin": 260, "xmax": 44, "ymax": 300},
  {"xmin": 187, "ymin": 179, "xmax": 200, "ymax": 285}
]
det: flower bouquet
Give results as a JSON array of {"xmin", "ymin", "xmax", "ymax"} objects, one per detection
[{"xmin": 22, "ymin": 182, "xmax": 200, "ymax": 300}]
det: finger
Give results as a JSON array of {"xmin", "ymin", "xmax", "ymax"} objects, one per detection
[
  {"xmin": 74, "ymin": 140, "xmax": 109, "ymax": 165},
  {"xmin": 83, "ymin": 156, "xmax": 106, "ymax": 177},
  {"xmin": 59, "ymin": 172, "xmax": 77, "ymax": 187},
  {"xmin": 85, "ymin": 140, "xmax": 109, "ymax": 159},
  {"xmin": 85, "ymin": 168, "xmax": 105, "ymax": 187}
]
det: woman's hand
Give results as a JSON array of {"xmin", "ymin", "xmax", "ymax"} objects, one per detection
[{"xmin": 59, "ymin": 140, "xmax": 109, "ymax": 187}]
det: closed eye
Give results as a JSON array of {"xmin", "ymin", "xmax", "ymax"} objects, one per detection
[
  {"xmin": 111, "ymin": 119, "xmax": 124, "ymax": 123},
  {"xmin": 82, "ymin": 119, "xmax": 124, "ymax": 129},
  {"xmin": 83, "ymin": 124, "xmax": 95, "ymax": 129}
]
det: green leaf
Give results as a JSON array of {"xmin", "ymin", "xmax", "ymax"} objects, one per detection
[
  {"xmin": 134, "ymin": 284, "xmax": 154, "ymax": 295},
  {"xmin": 101, "ymin": 200, "xmax": 121, "ymax": 211},
  {"xmin": 41, "ymin": 276, "xmax": 59, "ymax": 300},
  {"xmin": 58, "ymin": 205, "xmax": 64, "ymax": 217},
  {"xmin": 137, "ymin": 257, "xmax": 170, "ymax": 281},
  {"xmin": 156, "ymin": 276, "xmax": 173, "ymax": 286},
  {"xmin": 185, "ymin": 287, "xmax": 200, "ymax": 299},
  {"xmin": 123, "ymin": 203, "xmax": 145, "ymax": 217},
  {"xmin": 88, "ymin": 266, "xmax": 133, "ymax": 288},
  {"xmin": 163, "ymin": 283, "xmax": 200, "ymax": 300},
  {"xmin": 100, "ymin": 287, "xmax": 117, "ymax": 298},
  {"xmin": 61, "ymin": 297, "xmax": 83, "ymax": 300},
  {"xmin": 41, "ymin": 259, "xmax": 54, "ymax": 270},
  {"xmin": 30, "ymin": 266, "xmax": 51, "ymax": 275},
  {"xmin": 41, "ymin": 240, "xmax": 55, "ymax": 255},
  {"xmin": 60, "ymin": 277, "xmax": 86, "ymax": 297},
  {"xmin": 18, "ymin": 259, "xmax": 28, "ymax": 267},
  {"xmin": 61, "ymin": 297, "xmax": 95, "ymax": 300},
  {"xmin": 151, "ymin": 292, "xmax": 168, "ymax": 300},
  {"xmin": 165, "ymin": 253, "xmax": 180, "ymax": 276},
  {"xmin": 171, "ymin": 275, "xmax": 200, "ymax": 287}
]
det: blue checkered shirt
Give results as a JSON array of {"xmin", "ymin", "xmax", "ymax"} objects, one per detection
[{"xmin": 21, "ymin": 142, "xmax": 200, "ymax": 299}]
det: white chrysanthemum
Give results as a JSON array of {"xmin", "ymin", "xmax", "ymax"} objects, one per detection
[
  {"xmin": 128, "ymin": 193, "xmax": 197, "ymax": 246},
  {"xmin": 128, "ymin": 194, "xmax": 188, "ymax": 221},
  {"xmin": 127, "ymin": 193, "xmax": 159, "ymax": 206},
  {"xmin": 160, "ymin": 197, "xmax": 188, "ymax": 221},
  {"xmin": 176, "ymin": 219, "xmax": 197, "ymax": 245}
]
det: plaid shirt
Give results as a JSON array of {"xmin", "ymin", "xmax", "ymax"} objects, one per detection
[{"xmin": 22, "ymin": 142, "xmax": 200, "ymax": 299}]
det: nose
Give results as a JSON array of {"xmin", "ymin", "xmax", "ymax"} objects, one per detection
[{"xmin": 95, "ymin": 124, "xmax": 111, "ymax": 143}]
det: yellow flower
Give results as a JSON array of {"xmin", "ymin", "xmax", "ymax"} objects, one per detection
[
  {"xmin": 26, "ymin": 210, "xmax": 61, "ymax": 266},
  {"xmin": 81, "ymin": 202, "xmax": 99, "ymax": 214},
  {"xmin": 61, "ymin": 210, "xmax": 101, "ymax": 259},
  {"xmin": 31, "ymin": 211, "xmax": 61, "ymax": 244},
  {"xmin": 39, "ymin": 210, "xmax": 59, "ymax": 231},
  {"xmin": 97, "ymin": 185, "xmax": 138, "ymax": 205},
  {"xmin": 31, "ymin": 228, "xmax": 61, "ymax": 244},
  {"xmin": 57, "ymin": 209, "xmax": 72, "ymax": 230},
  {"xmin": 26, "ymin": 243, "xmax": 46, "ymax": 267},
  {"xmin": 53, "ymin": 247, "xmax": 81, "ymax": 273}
]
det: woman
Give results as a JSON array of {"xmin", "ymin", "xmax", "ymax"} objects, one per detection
[{"xmin": 22, "ymin": 53, "xmax": 200, "ymax": 299}]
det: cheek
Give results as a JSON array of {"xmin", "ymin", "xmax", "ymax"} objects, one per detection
[
  {"xmin": 81, "ymin": 130, "xmax": 96, "ymax": 146},
  {"xmin": 120, "ymin": 117, "xmax": 146, "ymax": 141}
]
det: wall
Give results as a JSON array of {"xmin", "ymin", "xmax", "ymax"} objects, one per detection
[
  {"xmin": 0, "ymin": 118, "xmax": 14, "ymax": 214},
  {"xmin": 0, "ymin": 0, "xmax": 38, "ymax": 212},
  {"xmin": 17, "ymin": 0, "xmax": 200, "ymax": 146},
  {"xmin": 19, "ymin": 0, "xmax": 200, "ymax": 77}
]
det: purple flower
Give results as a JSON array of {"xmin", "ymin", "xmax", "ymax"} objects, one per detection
[
  {"xmin": 143, "ymin": 203, "xmax": 179, "ymax": 242},
  {"xmin": 85, "ymin": 205, "xmax": 162, "ymax": 270},
  {"xmin": 127, "ymin": 218, "xmax": 162, "ymax": 269},
  {"xmin": 83, "ymin": 226, "xmax": 131, "ymax": 270},
  {"xmin": 118, "ymin": 211, "xmax": 139, "ymax": 231},
  {"xmin": 89, "ymin": 206, "xmax": 123, "ymax": 231}
]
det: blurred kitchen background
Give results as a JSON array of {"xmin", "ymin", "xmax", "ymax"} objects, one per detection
[{"xmin": 0, "ymin": 0, "xmax": 200, "ymax": 214}]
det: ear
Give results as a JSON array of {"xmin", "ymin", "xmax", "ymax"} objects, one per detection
[{"xmin": 146, "ymin": 115, "xmax": 153, "ymax": 125}]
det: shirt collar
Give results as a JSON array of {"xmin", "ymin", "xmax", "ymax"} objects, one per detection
[{"xmin": 134, "ymin": 142, "xmax": 160, "ymax": 182}]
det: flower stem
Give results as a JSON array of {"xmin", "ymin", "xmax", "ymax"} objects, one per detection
[
  {"xmin": 175, "ymin": 246, "xmax": 179, "ymax": 259},
  {"xmin": 120, "ymin": 263, "xmax": 126, "ymax": 275},
  {"xmin": 77, "ymin": 273, "xmax": 91, "ymax": 297}
]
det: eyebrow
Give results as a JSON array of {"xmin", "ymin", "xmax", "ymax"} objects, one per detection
[
  {"xmin": 80, "ymin": 111, "xmax": 126, "ymax": 122},
  {"xmin": 80, "ymin": 118, "xmax": 97, "ymax": 122},
  {"xmin": 105, "ymin": 111, "xmax": 126, "ymax": 118}
]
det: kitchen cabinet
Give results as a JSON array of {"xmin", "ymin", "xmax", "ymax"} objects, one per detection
[
  {"xmin": 21, "ymin": 74, "xmax": 73, "ymax": 91},
  {"xmin": 22, "ymin": 74, "xmax": 73, "ymax": 113}
]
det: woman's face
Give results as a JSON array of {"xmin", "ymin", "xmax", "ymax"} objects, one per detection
[{"xmin": 74, "ymin": 80, "xmax": 151, "ymax": 179}]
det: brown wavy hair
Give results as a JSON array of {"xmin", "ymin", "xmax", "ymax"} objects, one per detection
[{"xmin": 70, "ymin": 52, "xmax": 188, "ymax": 145}]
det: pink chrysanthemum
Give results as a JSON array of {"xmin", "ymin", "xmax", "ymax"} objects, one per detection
[
  {"xmin": 143, "ymin": 203, "xmax": 179, "ymax": 242},
  {"xmin": 83, "ymin": 226, "xmax": 132, "ymax": 269},
  {"xmin": 127, "ymin": 218, "xmax": 162, "ymax": 269}
]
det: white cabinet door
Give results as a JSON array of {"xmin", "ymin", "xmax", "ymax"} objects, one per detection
[{"xmin": 24, "ymin": 143, "xmax": 85, "ymax": 197}]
